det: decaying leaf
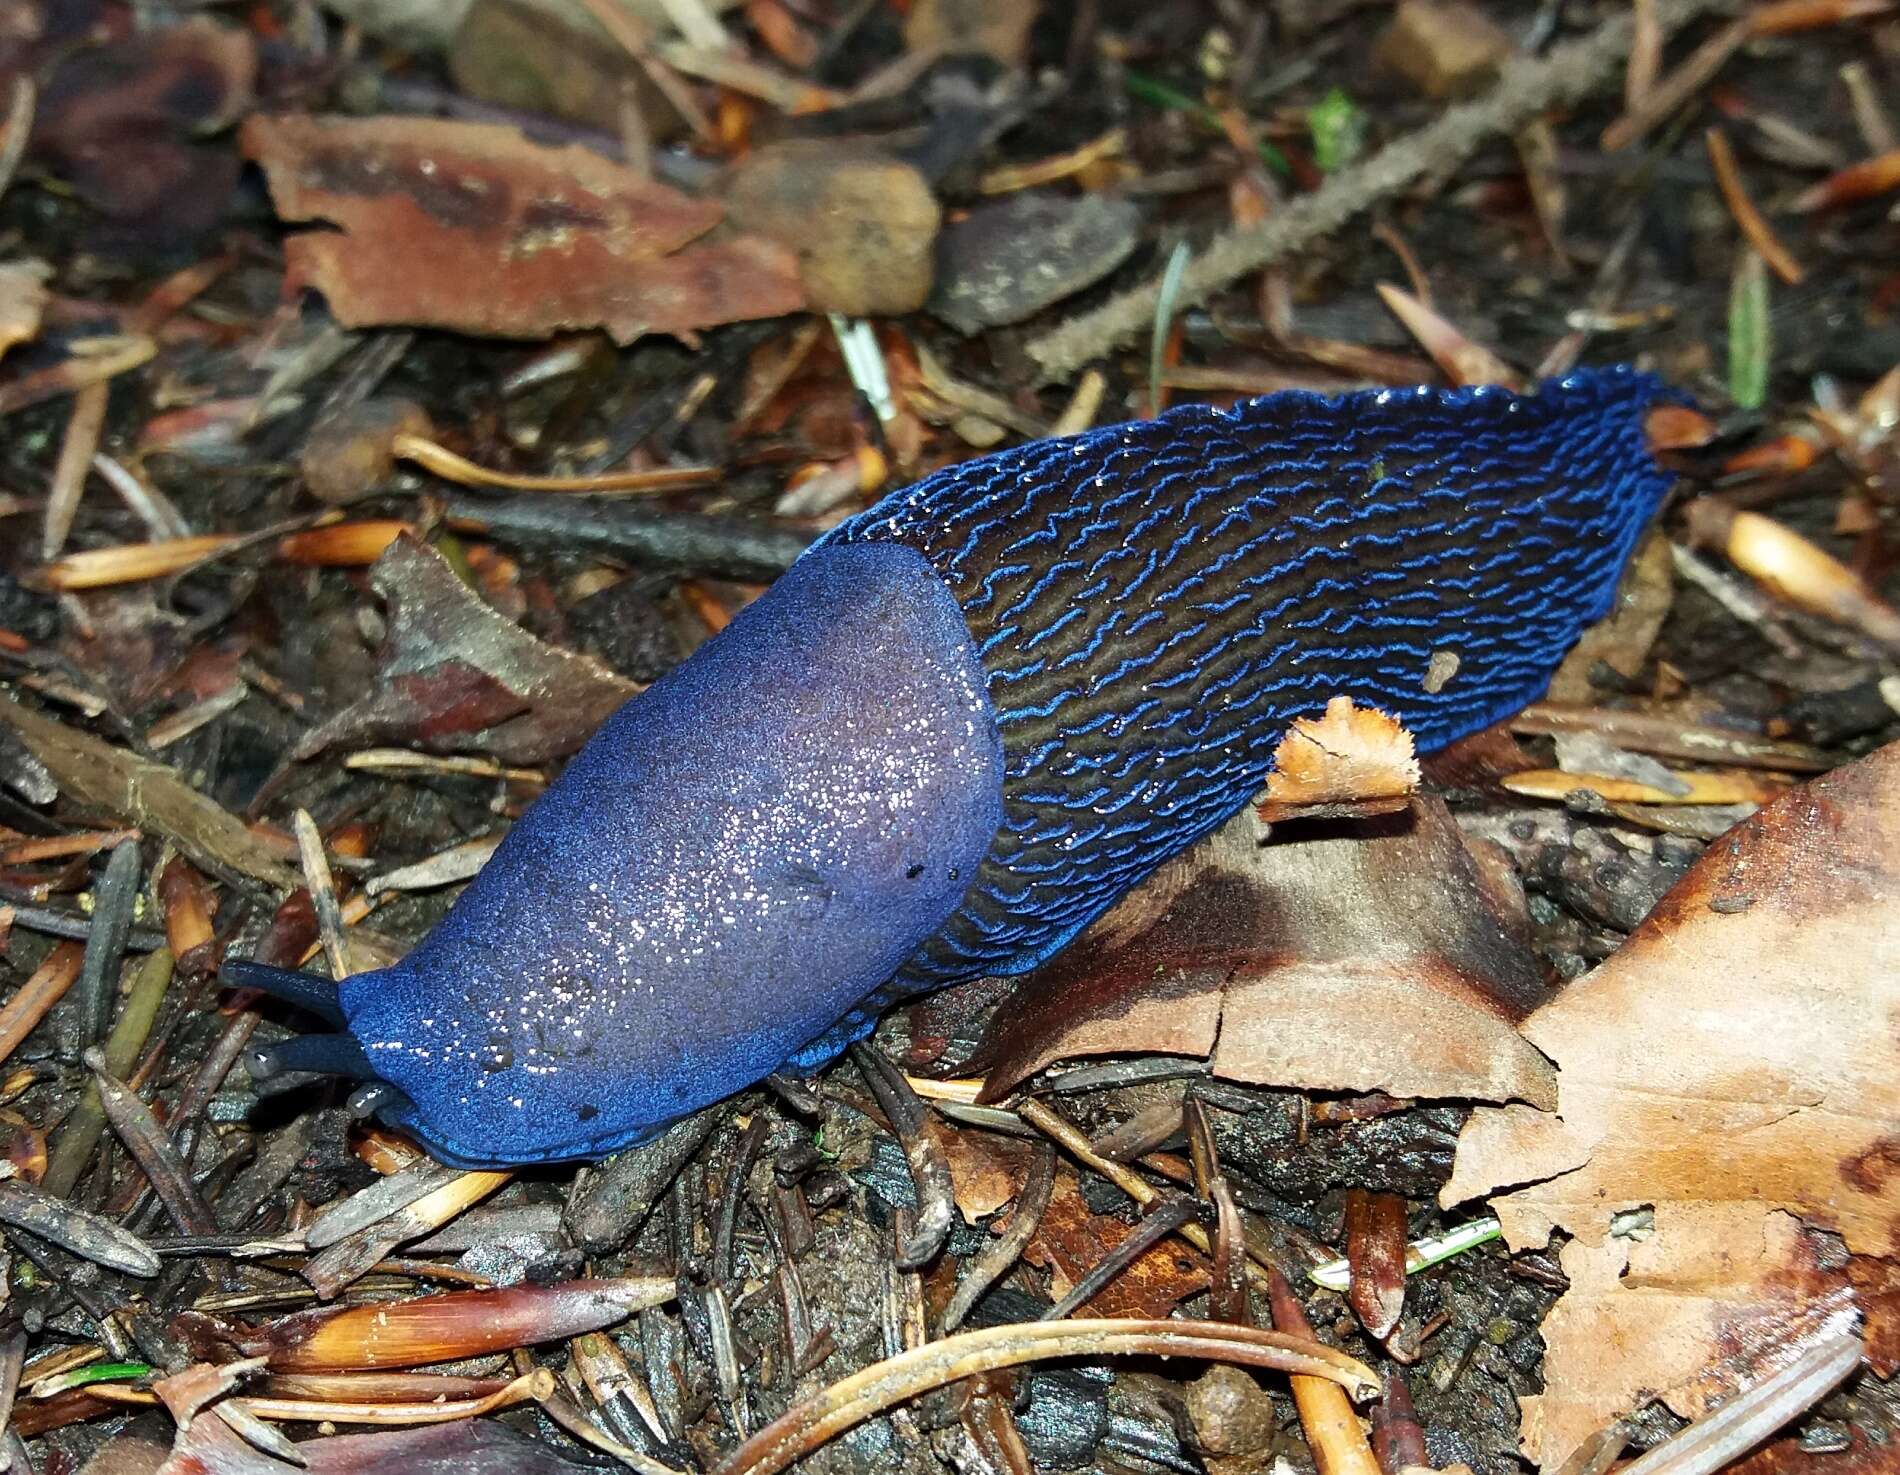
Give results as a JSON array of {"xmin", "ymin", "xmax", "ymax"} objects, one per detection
[
  {"xmin": 971, "ymin": 797, "xmax": 1556, "ymax": 1109},
  {"xmin": 0, "ymin": 691, "xmax": 299, "ymax": 890},
  {"xmin": 1255, "ymin": 696, "xmax": 1420, "ymax": 824},
  {"xmin": 1443, "ymin": 740, "xmax": 1900, "ymax": 1471},
  {"xmin": 153, "ymin": 1358, "xmax": 255, "ymax": 1425},
  {"xmin": 242, "ymin": 114, "xmax": 805, "ymax": 343},
  {"xmin": 300, "ymin": 1419, "xmax": 606, "ymax": 1474},
  {"xmin": 32, "ymin": 18, "xmax": 255, "ymax": 246},
  {"xmin": 941, "ymin": 1125, "xmax": 1036, "ymax": 1223},
  {"xmin": 291, "ymin": 534, "xmax": 638, "ymax": 768},
  {"xmin": 1024, "ymin": 1167, "xmax": 1209, "ymax": 1318}
]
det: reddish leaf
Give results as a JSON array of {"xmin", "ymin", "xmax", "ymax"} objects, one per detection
[
  {"xmin": 290, "ymin": 535, "xmax": 638, "ymax": 767},
  {"xmin": 175, "ymin": 1277, "xmax": 670, "ymax": 1371},
  {"xmin": 1024, "ymin": 1167, "xmax": 1209, "ymax": 1318},
  {"xmin": 1343, "ymin": 1189, "xmax": 1408, "ymax": 1340},
  {"xmin": 242, "ymin": 114, "xmax": 805, "ymax": 343}
]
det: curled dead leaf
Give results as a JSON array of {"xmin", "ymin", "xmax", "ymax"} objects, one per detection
[
  {"xmin": 971, "ymin": 796, "xmax": 1555, "ymax": 1109},
  {"xmin": 289, "ymin": 535, "xmax": 637, "ymax": 768}
]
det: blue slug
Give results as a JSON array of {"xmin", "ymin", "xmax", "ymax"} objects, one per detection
[{"xmin": 233, "ymin": 367, "xmax": 1679, "ymax": 1167}]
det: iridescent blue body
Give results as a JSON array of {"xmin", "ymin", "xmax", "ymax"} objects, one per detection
[{"xmin": 256, "ymin": 368, "xmax": 1678, "ymax": 1166}]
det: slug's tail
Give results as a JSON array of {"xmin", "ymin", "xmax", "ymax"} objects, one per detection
[{"xmin": 829, "ymin": 366, "xmax": 1686, "ymax": 987}]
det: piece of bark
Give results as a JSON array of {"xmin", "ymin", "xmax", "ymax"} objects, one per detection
[{"xmin": 0, "ymin": 692, "xmax": 298, "ymax": 891}]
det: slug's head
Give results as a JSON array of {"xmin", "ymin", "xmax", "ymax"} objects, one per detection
[
  {"xmin": 223, "ymin": 959, "xmax": 421, "ymax": 1132},
  {"xmin": 226, "ymin": 953, "xmax": 677, "ymax": 1162},
  {"xmin": 228, "ymin": 541, "xmax": 1005, "ymax": 1167}
]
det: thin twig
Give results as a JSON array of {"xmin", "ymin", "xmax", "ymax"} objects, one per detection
[
  {"xmin": 940, "ymin": 1146, "xmax": 1056, "ymax": 1333},
  {"xmin": 1615, "ymin": 1332, "xmax": 1863, "ymax": 1475},
  {"xmin": 849, "ymin": 1043, "xmax": 956, "ymax": 1270},
  {"xmin": 715, "ymin": 1319, "xmax": 1379, "ymax": 1475},
  {"xmin": 1705, "ymin": 128, "xmax": 1804, "ymax": 284},
  {"xmin": 292, "ymin": 810, "xmax": 351, "ymax": 983},
  {"xmin": 1025, "ymin": 0, "xmax": 1730, "ymax": 381},
  {"xmin": 42, "ymin": 384, "xmax": 109, "ymax": 561},
  {"xmin": 1601, "ymin": 13, "xmax": 1750, "ymax": 151},
  {"xmin": 0, "ymin": 77, "xmax": 34, "ymax": 204},
  {"xmin": 1016, "ymin": 1096, "xmax": 1278, "ymax": 1289}
]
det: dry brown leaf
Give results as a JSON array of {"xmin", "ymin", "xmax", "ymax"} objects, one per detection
[
  {"xmin": 242, "ymin": 114, "xmax": 804, "ymax": 343},
  {"xmin": 1443, "ymin": 740, "xmax": 1900, "ymax": 1470},
  {"xmin": 940, "ymin": 1128, "xmax": 1034, "ymax": 1224},
  {"xmin": 0, "ymin": 261, "xmax": 48, "ymax": 359},
  {"xmin": 1374, "ymin": 283, "xmax": 1522, "ymax": 388},
  {"xmin": 1255, "ymin": 696, "xmax": 1420, "ymax": 823},
  {"xmin": 1501, "ymin": 766, "xmax": 1791, "ymax": 806},
  {"xmin": 1417, "ymin": 722, "xmax": 1539, "ymax": 789},
  {"xmin": 971, "ymin": 797, "xmax": 1555, "ymax": 1108},
  {"xmin": 1520, "ymin": 1212, "xmax": 1884, "ymax": 1472},
  {"xmin": 1685, "ymin": 501, "xmax": 1900, "ymax": 652}
]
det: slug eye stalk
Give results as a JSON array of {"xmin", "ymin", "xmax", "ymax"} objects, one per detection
[
  {"xmin": 221, "ymin": 959, "xmax": 346, "ymax": 1027},
  {"xmin": 226, "ymin": 961, "xmax": 423, "ymax": 1128},
  {"xmin": 246, "ymin": 1032, "xmax": 379, "ymax": 1084}
]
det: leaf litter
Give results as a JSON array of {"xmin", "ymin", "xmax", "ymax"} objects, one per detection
[
  {"xmin": 1444, "ymin": 740, "xmax": 1900, "ymax": 1470},
  {"xmin": 242, "ymin": 114, "xmax": 806, "ymax": 344},
  {"xmin": 0, "ymin": 1, "xmax": 1899, "ymax": 1472}
]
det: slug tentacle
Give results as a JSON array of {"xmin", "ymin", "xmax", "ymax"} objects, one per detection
[
  {"xmin": 248, "ymin": 1031, "xmax": 379, "ymax": 1082},
  {"xmin": 222, "ymin": 959, "xmax": 348, "ymax": 1027}
]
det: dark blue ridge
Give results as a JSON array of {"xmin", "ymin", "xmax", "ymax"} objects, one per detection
[{"xmin": 817, "ymin": 367, "xmax": 1678, "ymax": 1005}]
